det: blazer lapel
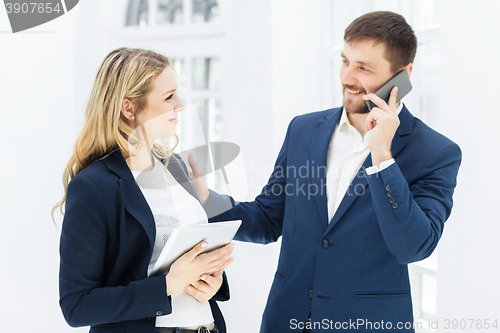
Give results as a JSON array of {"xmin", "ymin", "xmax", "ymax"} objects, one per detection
[
  {"xmin": 390, "ymin": 105, "xmax": 413, "ymax": 157},
  {"xmin": 324, "ymin": 105, "xmax": 414, "ymax": 234},
  {"xmin": 105, "ymin": 150, "xmax": 156, "ymax": 253},
  {"xmin": 310, "ymin": 108, "xmax": 342, "ymax": 229}
]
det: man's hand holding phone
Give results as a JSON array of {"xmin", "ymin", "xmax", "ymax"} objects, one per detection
[{"xmin": 362, "ymin": 86, "xmax": 401, "ymax": 169}]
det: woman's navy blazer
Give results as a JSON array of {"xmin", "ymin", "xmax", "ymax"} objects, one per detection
[{"xmin": 59, "ymin": 150, "xmax": 230, "ymax": 333}]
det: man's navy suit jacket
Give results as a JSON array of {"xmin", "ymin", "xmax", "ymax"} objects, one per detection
[
  {"xmin": 59, "ymin": 151, "xmax": 230, "ymax": 333},
  {"xmin": 208, "ymin": 106, "xmax": 461, "ymax": 332}
]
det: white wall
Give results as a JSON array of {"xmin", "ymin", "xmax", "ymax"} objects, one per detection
[
  {"xmin": 436, "ymin": 0, "xmax": 500, "ymax": 329},
  {"xmin": 0, "ymin": 6, "xmax": 82, "ymax": 333}
]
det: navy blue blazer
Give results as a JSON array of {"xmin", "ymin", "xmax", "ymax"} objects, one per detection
[
  {"xmin": 59, "ymin": 150, "xmax": 230, "ymax": 333},
  {"xmin": 208, "ymin": 106, "xmax": 461, "ymax": 332}
]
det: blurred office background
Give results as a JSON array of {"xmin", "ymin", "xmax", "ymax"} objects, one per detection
[{"xmin": 1, "ymin": 0, "xmax": 499, "ymax": 332}]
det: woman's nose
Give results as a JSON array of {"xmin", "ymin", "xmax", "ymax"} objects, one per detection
[{"xmin": 175, "ymin": 97, "xmax": 185, "ymax": 112}]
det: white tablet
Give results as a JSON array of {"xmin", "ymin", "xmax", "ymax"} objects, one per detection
[{"xmin": 150, "ymin": 220, "xmax": 242, "ymax": 277}]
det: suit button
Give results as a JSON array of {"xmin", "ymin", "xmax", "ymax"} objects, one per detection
[
  {"xmin": 385, "ymin": 185, "xmax": 391, "ymax": 192},
  {"xmin": 322, "ymin": 239, "xmax": 330, "ymax": 249},
  {"xmin": 156, "ymin": 310, "xmax": 163, "ymax": 316},
  {"xmin": 387, "ymin": 191, "xmax": 393, "ymax": 197},
  {"xmin": 392, "ymin": 202, "xmax": 399, "ymax": 209},
  {"xmin": 308, "ymin": 290, "xmax": 313, "ymax": 299},
  {"xmin": 389, "ymin": 196, "xmax": 396, "ymax": 203}
]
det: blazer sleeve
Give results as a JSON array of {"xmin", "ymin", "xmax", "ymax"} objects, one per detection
[
  {"xmin": 207, "ymin": 117, "xmax": 298, "ymax": 244},
  {"xmin": 59, "ymin": 174, "xmax": 172, "ymax": 327},
  {"xmin": 366, "ymin": 141, "xmax": 462, "ymax": 264},
  {"xmin": 211, "ymin": 272, "xmax": 230, "ymax": 302}
]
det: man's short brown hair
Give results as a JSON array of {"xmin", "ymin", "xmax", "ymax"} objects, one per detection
[{"xmin": 344, "ymin": 11, "xmax": 417, "ymax": 73}]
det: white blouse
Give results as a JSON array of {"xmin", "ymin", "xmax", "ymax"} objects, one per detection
[{"xmin": 132, "ymin": 156, "xmax": 214, "ymax": 328}]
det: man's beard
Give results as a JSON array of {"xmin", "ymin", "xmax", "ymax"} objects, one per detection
[{"xmin": 342, "ymin": 84, "xmax": 370, "ymax": 114}]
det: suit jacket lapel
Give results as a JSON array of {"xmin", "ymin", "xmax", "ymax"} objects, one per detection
[
  {"xmin": 310, "ymin": 108, "xmax": 342, "ymax": 229},
  {"xmin": 323, "ymin": 105, "xmax": 414, "ymax": 234},
  {"xmin": 390, "ymin": 106, "xmax": 413, "ymax": 157},
  {"xmin": 326, "ymin": 155, "xmax": 371, "ymax": 232}
]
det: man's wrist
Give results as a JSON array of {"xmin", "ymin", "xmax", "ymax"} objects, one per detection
[
  {"xmin": 371, "ymin": 150, "xmax": 393, "ymax": 169},
  {"xmin": 366, "ymin": 158, "xmax": 395, "ymax": 175}
]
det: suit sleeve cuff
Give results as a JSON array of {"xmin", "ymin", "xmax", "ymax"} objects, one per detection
[
  {"xmin": 212, "ymin": 272, "xmax": 230, "ymax": 301},
  {"xmin": 366, "ymin": 158, "xmax": 395, "ymax": 175}
]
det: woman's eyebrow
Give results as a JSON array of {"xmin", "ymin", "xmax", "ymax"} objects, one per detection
[{"xmin": 163, "ymin": 87, "xmax": 177, "ymax": 95}]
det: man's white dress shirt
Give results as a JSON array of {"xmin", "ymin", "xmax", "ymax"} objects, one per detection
[{"xmin": 326, "ymin": 103, "xmax": 403, "ymax": 223}]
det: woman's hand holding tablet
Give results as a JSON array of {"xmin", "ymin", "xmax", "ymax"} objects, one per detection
[
  {"xmin": 165, "ymin": 241, "xmax": 234, "ymax": 296},
  {"xmin": 184, "ymin": 249, "xmax": 234, "ymax": 302}
]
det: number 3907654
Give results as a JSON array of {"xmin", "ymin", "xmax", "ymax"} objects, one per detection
[{"xmin": 5, "ymin": 2, "xmax": 62, "ymax": 14}]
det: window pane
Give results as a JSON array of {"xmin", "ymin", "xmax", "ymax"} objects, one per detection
[
  {"xmin": 192, "ymin": 0, "xmax": 220, "ymax": 23},
  {"xmin": 193, "ymin": 98, "xmax": 209, "ymax": 141},
  {"xmin": 416, "ymin": 39, "xmax": 440, "ymax": 127},
  {"xmin": 177, "ymin": 104, "xmax": 207, "ymax": 151},
  {"xmin": 192, "ymin": 98, "xmax": 223, "ymax": 190},
  {"xmin": 209, "ymin": 5, "xmax": 220, "ymax": 22},
  {"xmin": 209, "ymin": 98, "xmax": 223, "ymax": 190},
  {"xmin": 158, "ymin": 0, "xmax": 184, "ymax": 24},
  {"xmin": 192, "ymin": 98, "xmax": 222, "ymax": 142},
  {"xmin": 192, "ymin": 99, "xmax": 210, "ymax": 182},
  {"xmin": 192, "ymin": 58, "xmax": 207, "ymax": 89},
  {"xmin": 208, "ymin": 58, "xmax": 222, "ymax": 90},
  {"xmin": 170, "ymin": 58, "xmax": 186, "ymax": 88},
  {"xmin": 126, "ymin": 0, "xmax": 149, "ymax": 26},
  {"xmin": 192, "ymin": 57, "xmax": 221, "ymax": 90},
  {"xmin": 209, "ymin": 99, "xmax": 222, "ymax": 141},
  {"xmin": 139, "ymin": 10, "xmax": 148, "ymax": 27}
]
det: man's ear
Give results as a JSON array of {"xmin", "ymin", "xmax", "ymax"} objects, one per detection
[
  {"xmin": 403, "ymin": 63, "xmax": 413, "ymax": 77},
  {"xmin": 121, "ymin": 98, "xmax": 135, "ymax": 121}
]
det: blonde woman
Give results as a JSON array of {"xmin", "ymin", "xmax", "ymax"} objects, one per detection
[{"xmin": 54, "ymin": 47, "xmax": 234, "ymax": 333}]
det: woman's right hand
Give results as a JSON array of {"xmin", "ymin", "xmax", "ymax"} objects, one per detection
[{"xmin": 165, "ymin": 241, "xmax": 234, "ymax": 296}]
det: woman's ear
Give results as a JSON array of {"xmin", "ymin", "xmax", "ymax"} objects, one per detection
[{"xmin": 121, "ymin": 98, "xmax": 135, "ymax": 121}]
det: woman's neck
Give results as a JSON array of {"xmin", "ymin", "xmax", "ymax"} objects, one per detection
[{"xmin": 125, "ymin": 143, "xmax": 155, "ymax": 172}]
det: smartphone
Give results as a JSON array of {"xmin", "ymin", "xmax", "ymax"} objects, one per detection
[{"xmin": 366, "ymin": 69, "xmax": 412, "ymax": 111}]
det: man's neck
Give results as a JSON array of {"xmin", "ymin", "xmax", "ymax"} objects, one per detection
[{"xmin": 346, "ymin": 112, "xmax": 369, "ymax": 137}]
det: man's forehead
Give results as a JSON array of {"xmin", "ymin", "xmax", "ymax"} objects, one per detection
[{"xmin": 342, "ymin": 40, "xmax": 390, "ymax": 68}]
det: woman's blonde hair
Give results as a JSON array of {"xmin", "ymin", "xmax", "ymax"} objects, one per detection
[{"xmin": 52, "ymin": 47, "xmax": 177, "ymax": 220}]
